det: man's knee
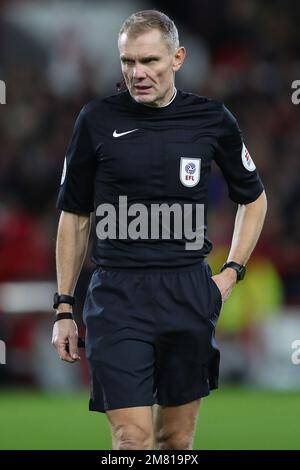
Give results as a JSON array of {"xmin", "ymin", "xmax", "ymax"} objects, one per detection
[
  {"xmin": 156, "ymin": 430, "xmax": 193, "ymax": 450},
  {"xmin": 113, "ymin": 423, "xmax": 153, "ymax": 450}
]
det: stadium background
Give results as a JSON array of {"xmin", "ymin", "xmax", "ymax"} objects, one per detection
[{"xmin": 0, "ymin": 0, "xmax": 300, "ymax": 450}]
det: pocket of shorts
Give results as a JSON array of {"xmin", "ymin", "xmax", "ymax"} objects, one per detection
[
  {"xmin": 209, "ymin": 276, "xmax": 223, "ymax": 307},
  {"xmin": 207, "ymin": 276, "xmax": 223, "ymax": 327}
]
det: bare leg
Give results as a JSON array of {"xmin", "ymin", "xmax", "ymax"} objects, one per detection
[
  {"xmin": 153, "ymin": 399, "xmax": 201, "ymax": 450},
  {"xmin": 106, "ymin": 406, "xmax": 154, "ymax": 450}
]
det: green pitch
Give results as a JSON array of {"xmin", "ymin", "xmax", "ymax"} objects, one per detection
[{"xmin": 0, "ymin": 386, "xmax": 299, "ymax": 450}]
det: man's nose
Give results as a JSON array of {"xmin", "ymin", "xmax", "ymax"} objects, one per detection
[{"xmin": 133, "ymin": 64, "xmax": 147, "ymax": 79}]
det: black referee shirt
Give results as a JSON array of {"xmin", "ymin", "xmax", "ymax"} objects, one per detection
[{"xmin": 57, "ymin": 89, "xmax": 264, "ymax": 269}]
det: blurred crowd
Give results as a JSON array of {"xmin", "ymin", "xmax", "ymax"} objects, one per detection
[{"xmin": 0, "ymin": 0, "xmax": 300, "ymax": 386}]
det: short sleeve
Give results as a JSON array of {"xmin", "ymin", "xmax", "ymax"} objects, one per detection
[
  {"xmin": 214, "ymin": 105, "xmax": 264, "ymax": 204},
  {"xmin": 56, "ymin": 106, "xmax": 96, "ymax": 213}
]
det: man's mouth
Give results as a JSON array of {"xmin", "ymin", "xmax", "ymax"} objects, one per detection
[{"xmin": 134, "ymin": 85, "xmax": 152, "ymax": 92}]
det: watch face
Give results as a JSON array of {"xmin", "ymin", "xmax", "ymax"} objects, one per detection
[
  {"xmin": 53, "ymin": 292, "xmax": 59, "ymax": 306},
  {"xmin": 237, "ymin": 265, "xmax": 246, "ymax": 280}
]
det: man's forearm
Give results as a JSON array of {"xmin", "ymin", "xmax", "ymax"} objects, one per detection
[
  {"xmin": 226, "ymin": 190, "xmax": 267, "ymax": 266},
  {"xmin": 56, "ymin": 211, "xmax": 91, "ymax": 311}
]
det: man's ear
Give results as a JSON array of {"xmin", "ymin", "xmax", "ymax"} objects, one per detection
[{"xmin": 172, "ymin": 47, "xmax": 186, "ymax": 72}]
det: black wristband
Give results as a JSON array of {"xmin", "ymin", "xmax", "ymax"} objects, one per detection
[
  {"xmin": 220, "ymin": 261, "xmax": 246, "ymax": 282},
  {"xmin": 53, "ymin": 292, "xmax": 75, "ymax": 309},
  {"xmin": 54, "ymin": 312, "xmax": 74, "ymax": 323}
]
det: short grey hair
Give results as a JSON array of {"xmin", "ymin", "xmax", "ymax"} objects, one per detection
[{"xmin": 118, "ymin": 10, "xmax": 179, "ymax": 52}]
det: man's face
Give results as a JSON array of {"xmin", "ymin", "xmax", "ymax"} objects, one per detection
[{"xmin": 118, "ymin": 29, "xmax": 185, "ymax": 107}]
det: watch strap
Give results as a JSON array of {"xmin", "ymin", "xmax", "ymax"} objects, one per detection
[
  {"xmin": 221, "ymin": 261, "xmax": 246, "ymax": 281},
  {"xmin": 53, "ymin": 292, "xmax": 75, "ymax": 309},
  {"xmin": 53, "ymin": 312, "xmax": 74, "ymax": 323}
]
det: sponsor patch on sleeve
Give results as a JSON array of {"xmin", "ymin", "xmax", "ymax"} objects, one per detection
[
  {"xmin": 241, "ymin": 143, "xmax": 256, "ymax": 172},
  {"xmin": 60, "ymin": 157, "xmax": 67, "ymax": 185}
]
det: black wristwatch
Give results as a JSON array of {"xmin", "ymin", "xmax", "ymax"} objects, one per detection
[
  {"xmin": 220, "ymin": 261, "xmax": 246, "ymax": 282},
  {"xmin": 53, "ymin": 292, "xmax": 75, "ymax": 309}
]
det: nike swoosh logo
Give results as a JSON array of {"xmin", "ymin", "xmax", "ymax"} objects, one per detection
[{"xmin": 113, "ymin": 129, "xmax": 138, "ymax": 138}]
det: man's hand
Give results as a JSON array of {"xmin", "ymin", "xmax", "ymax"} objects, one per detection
[
  {"xmin": 211, "ymin": 268, "xmax": 237, "ymax": 303},
  {"xmin": 52, "ymin": 319, "xmax": 80, "ymax": 363}
]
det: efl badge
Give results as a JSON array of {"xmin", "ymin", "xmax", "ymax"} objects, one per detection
[
  {"xmin": 241, "ymin": 143, "xmax": 256, "ymax": 171},
  {"xmin": 180, "ymin": 157, "xmax": 201, "ymax": 187}
]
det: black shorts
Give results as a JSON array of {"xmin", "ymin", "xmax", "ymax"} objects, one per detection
[{"xmin": 83, "ymin": 261, "xmax": 222, "ymax": 413}]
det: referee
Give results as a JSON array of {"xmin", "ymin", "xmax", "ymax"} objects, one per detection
[{"xmin": 52, "ymin": 10, "xmax": 267, "ymax": 450}]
